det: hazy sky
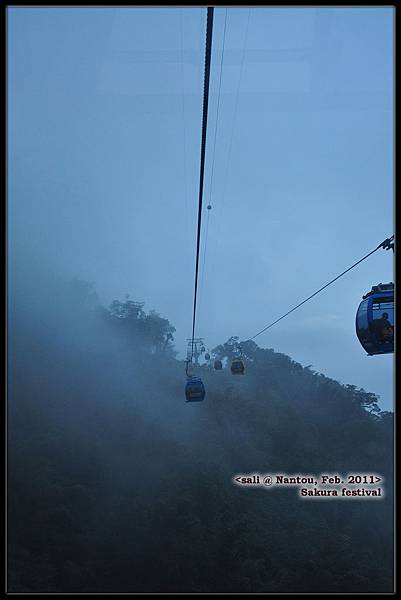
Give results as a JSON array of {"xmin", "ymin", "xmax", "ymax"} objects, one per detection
[{"xmin": 8, "ymin": 7, "xmax": 394, "ymax": 409}]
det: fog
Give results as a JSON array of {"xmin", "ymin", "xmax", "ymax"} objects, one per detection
[
  {"xmin": 8, "ymin": 259, "xmax": 394, "ymax": 592},
  {"xmin": 8, "ymin": 6, "xmax": 394, "ymax": 409},
  {"xmin": 7, "ymin": 6, "xmax": 394, "ymax": 594}
]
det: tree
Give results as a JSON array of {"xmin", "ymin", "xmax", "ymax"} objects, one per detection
[{"xmin": 107, "ymin": 296, "xmax": 176, "ymax": 356}]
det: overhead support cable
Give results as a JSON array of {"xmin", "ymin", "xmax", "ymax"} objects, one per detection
[
  {"xmin": 190, "ymin": 7, "xmax": 214, "ymax": 362},
  {"xmin": 198, "ymin": 8, "xmax": 228, "ymax": 325},
  {"xmin": 248, "ymin": 235, "xmax": 394, "ymax": 341},
  {"xmin": 211, "ymin": 9, "xmax": 251, "ymax": 286}
]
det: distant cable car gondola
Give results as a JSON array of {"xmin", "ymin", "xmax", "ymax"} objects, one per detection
[
  {"xmin": 214, "ymin": 359, "xmax": 222, "ymax": 370},
  {"xmin": 231, "ymin": 358, "xmax": 245, "ymax": 375},
  {"xmin": 356, "ymin": 282, "xmax": 394, "ymax": 356},
  {"xmin": 205, "ymin": 353, "xmax": 210, "ymax": 361},
  {"xmin": 185, "ymin": 376, "xmax": 206, "ymax": 402}
]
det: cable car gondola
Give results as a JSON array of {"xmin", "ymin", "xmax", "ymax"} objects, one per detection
[
  {"xmin": 214, "ymin": 359, "xmax": 222, "ymax": 370},
  {"xmin": 231, "ymin": 358, "xmax": 245, "ymax": 375},
  {"xmin": 356, "ymin": 282, "xmax": 394, "ymax": 356},
  {"xmin": 205, "ymin": 353, "xmax": 210, "ymax": 361},
  {"xmin": 185, "ymin": 376, "xmax": 206, "ymax": 402}
]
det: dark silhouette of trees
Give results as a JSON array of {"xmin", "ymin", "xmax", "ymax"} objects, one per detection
[
  {"xmin": 107, "ymin": 295, "xmax": 176, "ymax": 356},
  {"xmin": 7, "ymin": 279, "xmax": 394, "ymax": 593}
]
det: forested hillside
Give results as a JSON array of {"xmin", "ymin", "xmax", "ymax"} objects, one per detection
[{"xmin": 8, "ymin": 278, "xmax": 394, "ymax": 593}]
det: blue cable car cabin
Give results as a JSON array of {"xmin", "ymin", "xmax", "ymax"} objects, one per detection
[
  {"xmin": 231, "ymin": 358, "xmax": 245, "ymax": 374},
  {"xmin": 356, "ymin": 282, "xmax": 394, "ymax": 355},
  {"xmin": 185, "ymin": 376, "xmax": 206, "ymax": 402},
  {"xmin": 214, "ymin": 359, "xmax": 222, "ymax": 370}
]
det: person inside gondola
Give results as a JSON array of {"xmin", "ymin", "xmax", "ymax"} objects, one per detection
[{"xmin": 371, "ymin": 312, "xmax": 394, "ymax": 341}]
